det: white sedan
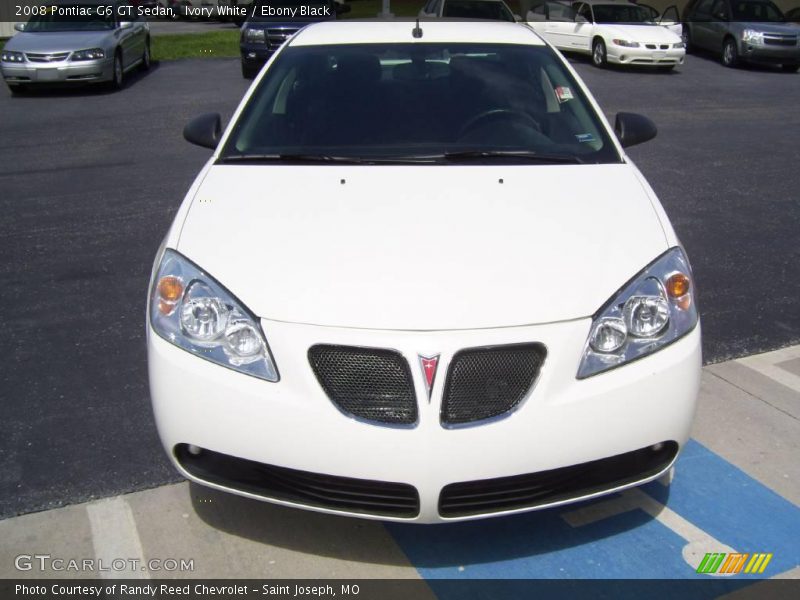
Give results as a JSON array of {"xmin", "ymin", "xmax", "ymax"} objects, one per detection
[
  {"xmin": 148, "ymin": 21, "xmax": 701, "ymax": 523},
  {"xmin": 527, "ymin": 1, "xmax": 686, "ymax": 70}
]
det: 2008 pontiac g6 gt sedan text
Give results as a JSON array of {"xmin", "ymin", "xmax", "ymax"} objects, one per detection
[{"xmin": 147, "ymin": 21, "xmax": 701, "ymax": 523}]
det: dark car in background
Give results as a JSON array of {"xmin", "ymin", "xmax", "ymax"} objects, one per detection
[
  {"xmin": 682, "ymin": 0, "xmax": 800, "ymax": 71},
  {"xmin": 240, "ymin": 0, "xmax": 349, "ymax": 78}
]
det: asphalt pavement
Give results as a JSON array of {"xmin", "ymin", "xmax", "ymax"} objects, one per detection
[{"xmin": 0, "ymin": 50, "xmax": 798, "ymax": 521}]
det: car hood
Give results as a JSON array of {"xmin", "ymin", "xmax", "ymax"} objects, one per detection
[
  {"xmin": 5, "ymin": 31, "xmax": 114, "ymax": 53},
  {"xmin": 176, "ymin": 164, "xmax": 668, "ymax": 330},
  {"xmin": 600, "ymin": 24, "xmax": 681, "ymax": 43}
]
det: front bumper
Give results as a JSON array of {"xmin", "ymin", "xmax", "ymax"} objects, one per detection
[
  {"xmin": 1, "ymin": 58, "xmax": 113, "ymax": 85},
  {"xmin": 739, "ymin": 43, "xmax": 800, "ymax": 65},
  {"xmin": 607, "ymin": 45, "xmax": 686, "ymax": 67},
  {"xmin": 148, "ymin": 318, "xmax": 701, "ymax": 523},
  {"xmin": 240, "ymin": 45, "xmax": 276, "ymax": 70}
]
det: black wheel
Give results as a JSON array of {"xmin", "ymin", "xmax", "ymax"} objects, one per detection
[
  {"xmin": 140, "ymin": 38, "xmax": 151, "ymax": 71},
  {"xmin": 681, "ymin": 26, "xmax": 692, "ymax": 53},
  {"xmin": 592, "ymin": 38, "xmax": 607, "ymax": 68},
  {"xmin": 781, "ymin": 63, "xmax": 799, "ymax": 73},
  {"xmin": 7, "ymin": 83, "xmax": 27, "ymax": 96},
  {"xmin": 722, "ymin": 38, "xmax": 739, "ymax": 68},
  {"xmin": 241, "ymin": 62, "xmax": 258, "ymax": 79},
  {"xmin": 109, "ymin": 51, "xmax": 124, "ymax": 90}
]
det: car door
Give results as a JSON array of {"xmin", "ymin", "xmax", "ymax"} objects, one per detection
[
  {"xmin": 658, "ymin": 5, "xmax": 683, "ymax": 36},
  {"xmin": 706, "ymin": 0, "xmax": 731, "ymax": 52},
  {"xmin": 528, "ymin": 2, "xmax": 574, "ymax": 49},
  {"xmin": 565, "ymin": 2, "xmax": 594, "ymax": 52},
  {"xmin": 114, "ymin": 1, "xmax": 139, "ymax": 69},
  {"xmin": 689, "ymin": 0, "xmax": 717, "ymax": 50},
  {"xmin": 419, "ymin": 0, "xmax": 438, "ymax": 17}
]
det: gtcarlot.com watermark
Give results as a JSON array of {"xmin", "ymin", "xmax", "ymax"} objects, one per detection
[{"xmin": 15, "ymin": 554, "xmax": 194, "ymax": 573}]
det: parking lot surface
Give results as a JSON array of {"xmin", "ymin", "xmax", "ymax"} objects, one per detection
[{"xmin": 0, "ymin": 49, "xmax": 798, "ymax": 535}]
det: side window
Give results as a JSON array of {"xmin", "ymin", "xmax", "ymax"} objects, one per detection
[
  {"xmin": 423, "ymin": 0, "xmax": 436, "ymax": 14},
  {"xmin": 548, "ymin": 1, "xmax": 575, "ymax": 21},
  {"xmin": 694, "ymin": 0, "xmax": 715, "ymax": 18},
  {"xmin": 577, "ymin": 3, "xmax": 593, "ymax": 22},
  {"xmin": 432, "ymin": 0, "xmax": 443, "ymax": 16},
  {"xmin": 527, "ymin": 1, "xmax": 546, "ymax": 21},
  {"xmin": 710, "ymin": 0, "xmax": 728, "ymax": 19}
]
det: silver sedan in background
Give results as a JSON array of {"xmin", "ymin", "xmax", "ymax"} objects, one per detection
[{"xmin": 1, "ymin": 0, "xmax": 150, "ymax": 94}]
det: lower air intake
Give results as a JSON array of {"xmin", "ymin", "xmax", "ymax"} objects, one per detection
[
  {"xmin": 439, "ymin": 441, "xmax": 679, "ymax": 518},
  {"xmin": 175, "ymin": 444, "xmax": 420, "ymax": 518}
]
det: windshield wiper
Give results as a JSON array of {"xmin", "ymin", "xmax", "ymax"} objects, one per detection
[
  {"xmin": 219, "ymin": 153, "xmax": 365, "ymax": 164},
  {"xmin": 219, "ymin": 153, "xmax": 440, "ymax": 165},
  {"xmin": 440, "ymin": 150, "xmax": 584, "ymax": 164}
]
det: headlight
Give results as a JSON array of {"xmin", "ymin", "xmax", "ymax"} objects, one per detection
[
  {"xmin": 244, "ymin": 28, "xmax": 266, "ymax": 44},
  {"xmin": 612, "ymin": 39, "xmax": 640, "ymax": 48},
  {"xmin": 149, "ymin": 249, "xmax": 279, "ymax": 381},
  {"xmin": 71, "ymin": 48, "xmax": 105, "ymax": 61},
  {"xmin": 742, "ymin": 29, "xmax": 764, "ymax": 45},
  {"xmin": 577, "ymin": 247, "xmax": 698, "ymax": 379},
  {"xmin": 1, "ymin": 50, "xmax": 24, "ymax": 63},
  {"xmin": 673, "ymin": 42, "xmax": 685, "ymax": 49}
]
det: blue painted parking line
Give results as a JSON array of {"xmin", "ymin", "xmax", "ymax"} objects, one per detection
[{"xmin": 387, "ymin": 440, "xmax": 800, "ymax": 583}]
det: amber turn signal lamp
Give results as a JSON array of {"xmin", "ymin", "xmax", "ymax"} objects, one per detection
[
  {"xmin": 666, "ymin": 273, "xmax": 691, "ymax": 309},
  {"xmin": 157, "ymin": 276, "xmax": 184, "ymax": 315}
]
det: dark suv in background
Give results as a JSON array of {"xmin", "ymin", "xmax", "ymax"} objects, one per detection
[
  {"xmin": 240, "ymin": 0, "xmax": 349, "ymax": 78},
  {"xmin": 682, "ymin": 0, "xmax": 800, "ymax": 71}
]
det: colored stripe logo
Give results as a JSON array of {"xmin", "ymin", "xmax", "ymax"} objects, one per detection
[{"xmin": 697, "ymin": 553, "xmax": 773, "ymax": 574}]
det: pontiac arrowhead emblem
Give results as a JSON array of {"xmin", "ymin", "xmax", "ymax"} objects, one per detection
[{"xmin": 418, "ymin": 354, "xmax": 440, "ymax": 402}]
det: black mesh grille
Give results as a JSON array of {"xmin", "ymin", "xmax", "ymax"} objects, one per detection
[
  {"xmin": 439, "ymin": 442, "xmax": 679, "ymax": 518},
  {"xmin": 309, "ymin": 345, "xmax": 417, "ymax": 425},
  {"xmin": 441, "ymin": 343, "xmax": 546, "ymax": 425},
  {"xmin": 175, "ymin": 445, "xmax": 419, "ymax": 518}
]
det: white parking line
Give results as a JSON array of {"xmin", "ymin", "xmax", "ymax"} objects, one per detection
[
  {"xmin": 86, "ymin": 496, "xmax": 149, "ymax": 579},
  {"xmin": 561, "ymin": 487, "xmax": 737, "ymax": 574}
]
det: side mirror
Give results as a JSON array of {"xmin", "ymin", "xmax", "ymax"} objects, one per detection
[
  {"xmin": 14, "ymin": 22, "xmax": 26, "ymax": 32},
  {"xmin": 614, "ymin": 112, "xmax": 657, "ymax": 148},
  {"xmin": 334, "ymin": 2, "xmax": 351, "ymax": 15},
  {"xmin": 184, "ymin": 113, "xmax": 222, "ymax": 150},
  {"xmin": 575, "ymin": 15, "xmax": 588, "ymax": 23},
  {"xmin": 119, "ymin": 21, "xmax": 134, "ymax": 29}
]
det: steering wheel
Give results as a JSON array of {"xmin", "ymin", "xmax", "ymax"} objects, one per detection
[{"xmin": 458, "ymin": 109, "xmax": 542, "ymax": 140}]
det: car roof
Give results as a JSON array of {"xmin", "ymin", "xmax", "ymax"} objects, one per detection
[{"xmin": 291, "ymin": 21, "xmax": 546, "ymax": 46}]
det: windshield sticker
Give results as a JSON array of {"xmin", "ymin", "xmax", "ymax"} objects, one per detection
[
  {"xmin": 555, "ymin": 86, "xmax": 574, "ymax": 103},
  {"xmin": 576, "ymin": 133, "xmax": 596, "ymax": 143}
]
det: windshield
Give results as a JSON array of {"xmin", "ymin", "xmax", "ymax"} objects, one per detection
[
  {"xmin": 248, "ymin": 0, "xmax": 336, "ymax": 21},
  {"xmin": 24, "ymin": 5, "xmax": 115, "ymax": 32},
  {"xmin": 731, "ymin": 1, "xmax": 785, "ymax": 22},
  {"xmin": 221, "ymin": 43, "xmax": 620, "ymax": 165},
  {"xmin": 591, "ymin": 5, "xmax": 657, "ymax": 24},
  {"xmin": 443, "ymin": 1, "xmax": 516, "ymax": 22}
]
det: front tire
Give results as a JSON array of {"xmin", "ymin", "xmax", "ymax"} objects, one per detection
[
  {"xmin": 592, "ymin": 38, "xmax": 607, "ymax": 68},
  {"xmin": 108, "ymin": 51, "xmax": 124, "ymax": 90},
  {"xmin": 141, "ymin": 39, "xmax": 151, "ymax": 71},
  {"xmin": 722, "ymin": 37, "xmax": 739, "ymax": 68}
]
